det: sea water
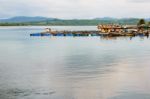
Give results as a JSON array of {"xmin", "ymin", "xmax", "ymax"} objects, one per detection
[{"xmin": 0, "ymin": 26, "xmax": 150, "ymax": 99}]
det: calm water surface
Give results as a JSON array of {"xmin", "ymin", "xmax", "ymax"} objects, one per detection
[{"xmin": 0, "ymin": 26, "xmax": 150, "ymax": 99}]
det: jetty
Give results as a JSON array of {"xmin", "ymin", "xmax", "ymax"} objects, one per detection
[{"xmin": 30, "ymin": 25, "xmax": 150, "ymax": 37}]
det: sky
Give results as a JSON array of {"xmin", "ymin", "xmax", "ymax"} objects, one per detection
[{"xmin": 0, "ymin": 0, "xmax": 150, "ymax": 19}]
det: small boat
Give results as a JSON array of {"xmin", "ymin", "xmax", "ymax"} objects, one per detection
[{"xmin": 30, "ymin": 33, "xmax": 52, "ymax": 36}]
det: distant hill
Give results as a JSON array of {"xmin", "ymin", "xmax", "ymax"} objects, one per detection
[
  {"xmin": 0, "ymin": 16, "xmax": 58, "ymax": 23},
  {"xmin": 94, "ymin": 17, "xmax": 117, "ymax": 20},
  {"xmin": 146, "ymin": 18, "xmax": 150, "ymax": 21},
  {"xmin": 0, "ymin": 16, "xmax": 149, "ymax": 26}
]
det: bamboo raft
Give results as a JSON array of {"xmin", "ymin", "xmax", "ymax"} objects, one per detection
[{"xmin": 30, "ymin": 30, "xmax": 101, "ymax": 36}]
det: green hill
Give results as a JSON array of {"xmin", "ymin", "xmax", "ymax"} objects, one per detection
[{"xmin": 0, "ymin": 16, "xmax": 148, "ymax": 26}]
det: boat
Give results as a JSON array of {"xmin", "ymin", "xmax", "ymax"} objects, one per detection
[{"xmin": 30, "ymin": 33, "xmax": 52, "ymax": 36}]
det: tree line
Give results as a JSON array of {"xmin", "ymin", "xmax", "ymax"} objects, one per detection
[{"xmin": 0, "ymin": 19, "xmax": 149, "ymax": 26}]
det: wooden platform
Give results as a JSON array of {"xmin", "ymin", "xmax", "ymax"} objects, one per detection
[{"xmin": 30, "ymin": 30, "xmax": 150, "ymax": 37}]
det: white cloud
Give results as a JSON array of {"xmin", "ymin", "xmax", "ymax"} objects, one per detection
[
  {"xmin": 0, "ymin": 0, "xmax": 150, "ymax": 19},
  {"xmin": 127, "ymin": 0, "xmax": 150, "ymax": 3}
]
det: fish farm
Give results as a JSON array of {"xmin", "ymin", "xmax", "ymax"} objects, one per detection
[{"xmin": 30, "ymin": 24, "xmax": 150, "ymax": 37}]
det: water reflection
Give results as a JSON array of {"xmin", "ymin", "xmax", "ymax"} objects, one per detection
[
  {"xmin": 100, "ymin": 35, "xmax": 150, "ymax": 41},
  {"xmin": 111, "ymin": 93, "xmax": 150, "ymax": 99},
  {"xmin": 0, "ymin": 88, "xmax": 55, "ymax": 99},
  {"xmin": 0, "ymin": 26, "xmax": 150, "ymax": 99}
]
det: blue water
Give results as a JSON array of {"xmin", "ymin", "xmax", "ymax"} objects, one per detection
[{"xmin": 0, "ymin": 26, "xmax": 150, "ymax": 99}]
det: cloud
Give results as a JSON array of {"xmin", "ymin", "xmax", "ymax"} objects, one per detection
[
  {"xmin": 0, "ymin": 0, "xmax": 150, "ymax": 19},
  {"xmin": 127, "ymin": 0, "xmax": 150, "ymax": 3}
]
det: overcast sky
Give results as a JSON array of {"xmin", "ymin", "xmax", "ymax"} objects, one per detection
[{"xmin": 0, "ymin": 0, "xmax": 150, "ymax": 19}]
